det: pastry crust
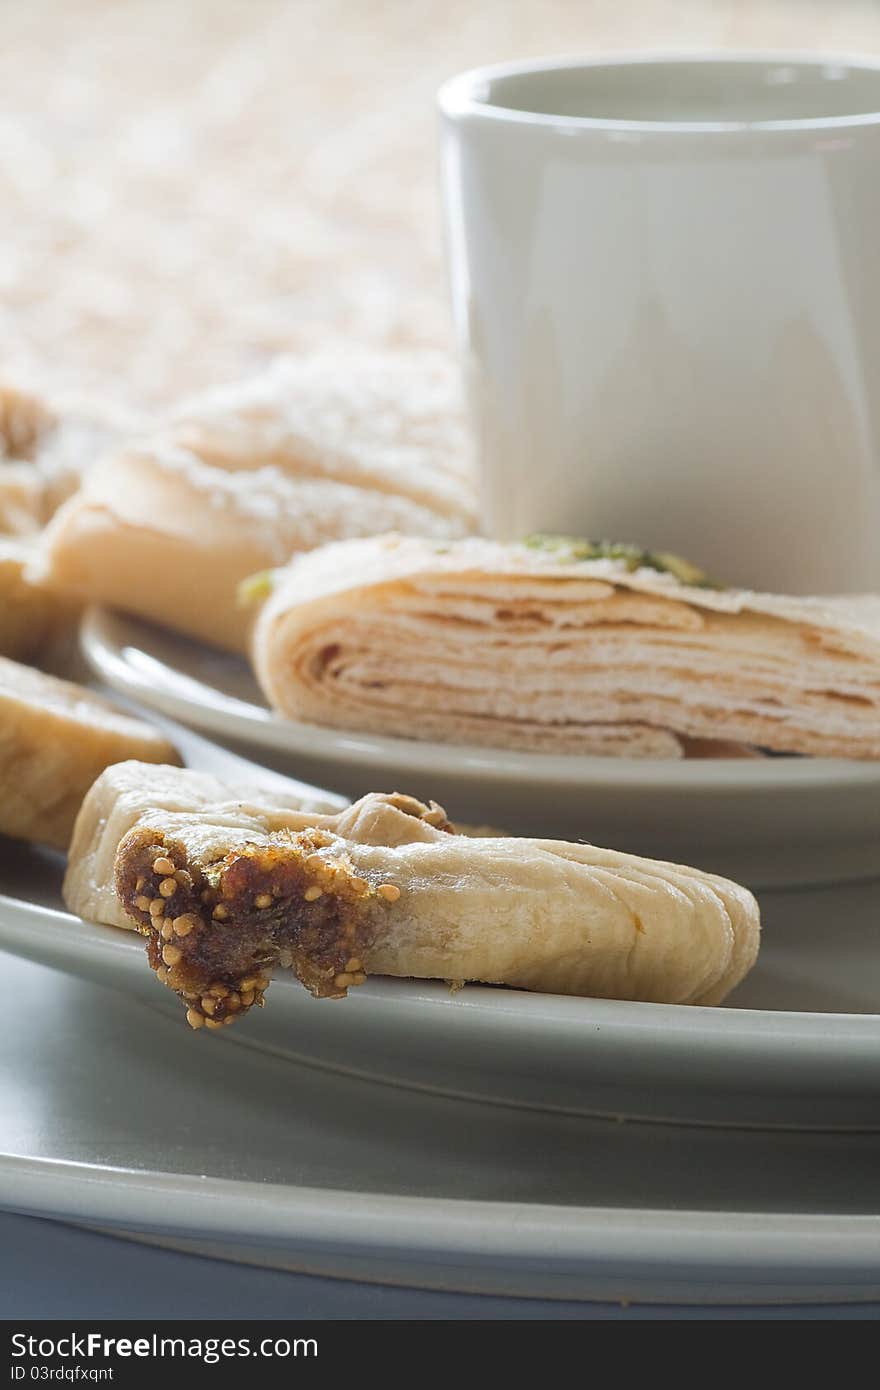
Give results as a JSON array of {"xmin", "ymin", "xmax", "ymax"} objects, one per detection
[
  {"xmin": 252, "ymin": 534, "xmax": 880, "ymax": 758},
  {"xmin": 30, "ymin": 353, "xmax": 477, "ymax": 652},
  {"xmin": 0, "ymin": 660, "xmax": 179, "ymax": 849},
  {"xmin": 0, "ymin": 538, "xmax": 77, "ymax": 662},
  {"xmin": 0, "ymin": 378, "xmax": 139, "ymax": 535},
  {"xmin": 64, "ymin": 760, "xmax": 346, "ymax": 928},
  {"xmin": 66, "ymin": 768, "xmax": 760, "ymax": 1027}
]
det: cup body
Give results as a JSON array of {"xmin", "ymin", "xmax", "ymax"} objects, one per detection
[{"xmin": 439, "ymin": 54, "xmax": 880, "ymax": 593}]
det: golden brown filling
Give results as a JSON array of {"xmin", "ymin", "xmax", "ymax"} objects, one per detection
[{"xmin": 115, "ymin": 825, "xmax": 401, "ymax": 1029}]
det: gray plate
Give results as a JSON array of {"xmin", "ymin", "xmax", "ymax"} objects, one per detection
[
  {"xmin": 2, "ymin": 872, "xmax": 880, "ymax": 1131},
  {"xmin": 1, "ymin": 952, "xmax": 880, "ymax": 1305},
  {"xmin": 2, "ymin": 707, "xmax": 880, "ymax": 1134}
]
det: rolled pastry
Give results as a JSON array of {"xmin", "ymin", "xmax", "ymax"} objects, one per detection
[
  {"xmin": 253, "ymin": 534, "xmax": 880, "ymax": 759},
  {"xmin": 65, "ymin": 767, "xmax": 760, "ymax": 1028},
  {"xmin": 30, "ymin": 353, "xmax": 477, "ymax": 652},
  {"xmin": 0, "ymin": 659, "xmax": 179, "ymax": 849},
  {"xmin": 0, "ymin": 379, "xmax": 138, "ymax": 535},
  {"xmin": 0, "ymin": 539, "xmax": 77, "ymax": 662},
  {"xmin": 65, "ymin": 761, "xmax": 345, "ymax": 929}
]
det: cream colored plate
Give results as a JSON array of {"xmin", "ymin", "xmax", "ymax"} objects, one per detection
[{"xmin": 82, "ymin": 605, "xmax": 880, "ymax": 888}]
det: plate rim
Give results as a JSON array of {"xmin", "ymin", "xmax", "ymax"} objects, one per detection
[
  {"xmin": 4, "ymin": 891, "xmax": 880, "ymax": 1055},
  {"xmin": 3, "ymin": 1150, "xmax": 880, "ymax": 1287}
]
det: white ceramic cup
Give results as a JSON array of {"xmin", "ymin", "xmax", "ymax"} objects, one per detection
[{"xmin": 439, "ymin": 53, "xmax": 880, "ymax": 593}]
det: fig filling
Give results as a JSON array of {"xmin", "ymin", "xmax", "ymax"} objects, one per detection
[{"xmin": 115, "ymin": 825, "xmax": 396, "ymax": 1030}]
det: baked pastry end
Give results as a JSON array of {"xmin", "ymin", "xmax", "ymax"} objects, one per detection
[{"xmin": 115, "ymin": 824, "xmax": 399, "ymax": 1028}]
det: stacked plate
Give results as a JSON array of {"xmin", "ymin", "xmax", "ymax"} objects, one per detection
[{"xmin": 1, "ymin": 608, "xmax": 879, "ymax": 1305}]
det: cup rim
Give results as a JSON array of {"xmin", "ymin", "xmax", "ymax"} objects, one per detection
[{"xmin": 437, "ymin": 50, "xmax": 880, "ymax": 134}]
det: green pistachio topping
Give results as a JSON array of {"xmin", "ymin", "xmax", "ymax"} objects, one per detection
[
  {"xmin": 236, "ymin": 569, "xmax": 276, "ymax": 608},
  {"xmin": 522, "ymin": 535, "xmax": 722, "ymax": 588}
]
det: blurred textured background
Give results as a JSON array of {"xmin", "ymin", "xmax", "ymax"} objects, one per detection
[{"xmin": 2, "ymin": 0, "xmax": 878, "ymax": 404}]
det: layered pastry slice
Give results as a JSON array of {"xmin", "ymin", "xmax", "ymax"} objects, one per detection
[
  {"xmin": 0, "ymin": 659, "xmax": 179, "ymax": 849},
  {"xmin": 252, "ymin": 534, "xmax": 880, "ymax": 759},
  {"xmin": 66, "ymin": 764, "xmax": 760, "ymax": 1028},
  {"xmin": 30, "ymin": 352, "xmax": 477, "ymax": 652}
]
